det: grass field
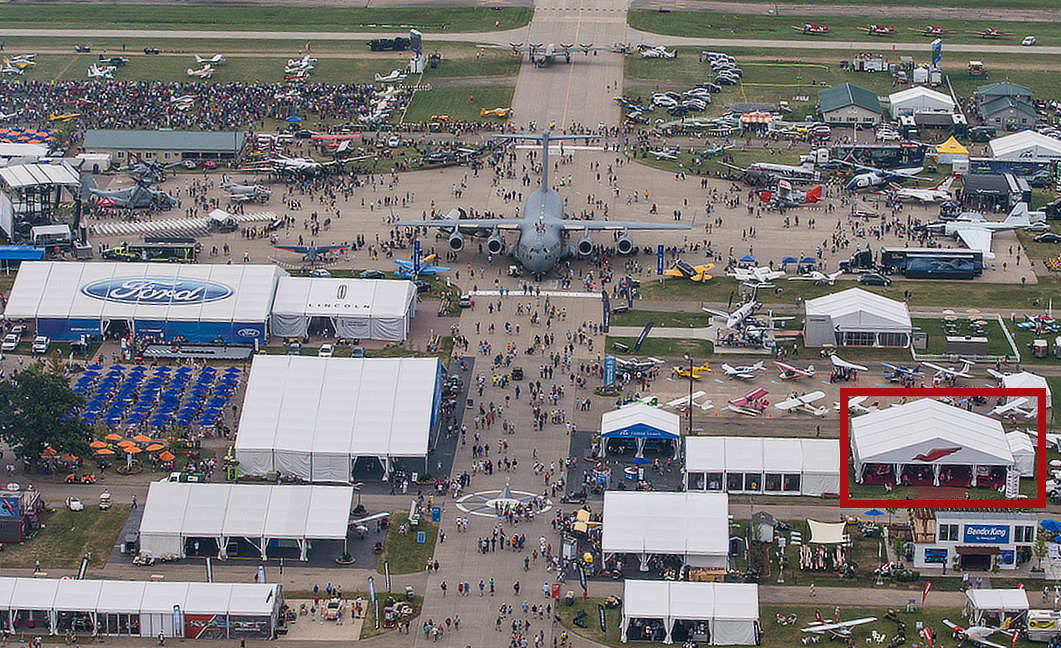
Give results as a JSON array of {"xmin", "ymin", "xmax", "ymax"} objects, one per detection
[
  {"xmin": 377, "ymin": 512, "xmax": 438, "ymax": 575},
  {"xmin": 605, "ymin": 335, "xmax": 714, "ymax": 357},
  {"xmin": 0, "ymin": 5, "xmax": 532, "ymax": 33},
  {"xmin": 611, "ymin": 309, "xmax": 707, "ymax": 328},
  {"xmin": 913, "ymin": 316, "xmax": 1012, "ymax": 356},
  {"xmin": 0, "ymin": 505, "xmax": 130, "ymax": 569},
  {"xmin": 705, "ymin": 0, "xmax": 1061, "ymax": 7},
  {"xmin": 403, "ymin": 85, "xmax": 515, "ymax": 124},
  {"xmin": 629, "ymin": 11, "xmax": 1055, "ymax": 46}
]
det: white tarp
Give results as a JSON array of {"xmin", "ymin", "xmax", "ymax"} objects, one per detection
[
  {"xmin": 1006, "ymin": 432, "xmax": 1035, "ymax": 477},
  {"xmin": 4, "ymin": 261, "xmax": 283, "ymax": 324},
  {"xmin": 234, "ymin": 356, "xmax": 441, "ymax": 481},
  {"xmin": 807, "ymin": 520, "xmax": 846, "ymax": 545},
  {"xmin": 685, "ymin": 437, "xmax": 840, "ymax": 496},
  {"xmin": 138, "ymin": 481, "xmax": 353, "ymax": 558},
  {"xmin": 602, "ymin": 492, "xmax": 729, "ymax": 567},
  {"xmin": 621, "ymin": 581, "xmax": 759, "ymax": 645},
  {"xmin": 269, "ymin": 276, "xmax": 416, "ymax": 341}
]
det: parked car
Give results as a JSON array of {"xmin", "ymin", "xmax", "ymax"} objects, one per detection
[
  {"xmin": 459, "ymin": 294, "xmax": 472, "ymax": 308},
  {"xmin": 200, "ymin": 160, "xmax": 218, "ymax": 169},
  {"xmin": 31, "ymin": 336, "xmax": 49, "ymax": 354},
  {"xmin": 359, "ymin": 270, "xmax": 385, "ymax": 279},
  {"xmin": 350, "ymin": 346, "xmax": 365, "ymax": 358},
  {"xmin": 858, "ymin": 272, "xmax": 892, "ymax": 287},
  {"xmin": 1034, "ymin": 232, "xmax": 1061, "ymax": 243},
  {"xmin": 318, "ymin": 344, "xmax": 334, "ymax": 357},
  {"xmin": 66, "ymin": 497, "xmax": 84, "ymax": 512},
  {"xmin": 1022, "ymin": 36, "xmax": 1037, "ymax": 46},
  {"xmin": 287, "ymin": 342, "xmax": 302, "ymax": 355},
  {"xmin": 1, "ymin": 333, "xmax": 20, "ymax": 352},
  {"xmin": 309, "ymin": 268, "xmax": 332, "ymax": 277}
]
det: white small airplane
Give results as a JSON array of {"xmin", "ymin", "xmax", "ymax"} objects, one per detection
[
  {"xmin": 990, "ymin": 397, "xmax": 1037, "ymax": 420},
  {"xmin": 651, "ymin": 148, "xmax": 678, "ymax": 160},
  {"xmin": 787, "ymin": 270, "xmax": 842, "ymax": 285},
  {"xmin": 776, "ymin": 391, "xmax": 830, "ymax": 416},
  {"xmin": 829, "ymin": 354, "xmax": 868, "ymax": 372},
  {"xmin": 665, "ymin": 391, "xmax": 705, "ymax": 408},
  {"xmin": 839, "ymin": 395, "xmax": 878, "ymax": 416},
  {"xmin": 720, "ymin": 361, "xmax": 766, "ymax": 380},
  {"xmin": 773, "ymin": 361, "xmax": 815, "ymax": 380},
  {"xmin": 0, "ymin": 60, "xmax": 24, "ymax": 75},
  {"xmin": 923, "ymin": 359, "xmax": 975, "ymax": 381},
  {"xmin": 890, "ymin": 175, "xmax": 956, "ymax": 203},
  {"xmin": 802, "ymin": 613, "xmax": 877, "ymax": 640},
  {"xmin": 729, "ymin": 266, "xmax": 785, "ymax": 284},
  {"xmin": 9, "ymin": 53, "xmax": 36, "ymax": 64},
  {"xmin": 87, "ymin": 63, "xmax": 115, "ymax": 79},
  {"xmin": 703, "ymin": 299, "xmax": 760, "ymax": 329},
  {"xmin": 942, "ymin": 619, "xmax": 1016, "ymax": 648},
  {"xmin": 0, "ymin": 110, "xmax": 19, "ymax": 121},
  {"xmin": 639, "ymin": 45, "xmax": 676, "ymax": 59},
  {"xmin": 195, "ymin": 54, "xmax": 226, "ymax": 65},
  {"xmin": 375, "ymin": 69, "xmax": 408, "ymax": 83},
  {"xmin": 350, "ymin": 511, "xmax": 390, "ymax": 537},
  {"xmin": 186, "ymin": 64, "xmax": 215, "ymax": 79}
]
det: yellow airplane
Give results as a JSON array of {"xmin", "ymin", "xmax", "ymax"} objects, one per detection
[
  {"xmin": 479, "ymin": 107, "xmax": 511, "ymax": 118},
  {"xmin": 663, "ymin": 260, "xmax": 715, "ymax": 282},
  {"xmin": 673, "ymin": 362, "xmax": 711, "ymax": 379},
  {"xmin": 5, "ymin": 57, "xmax": 36, "ymax": 69},
  {"xmin": 49, "ymin": 113, "xmax": 81, "ymax": 122}
]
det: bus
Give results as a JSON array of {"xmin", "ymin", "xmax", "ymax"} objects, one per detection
[
  {"xmin": 880, "ymin": 247, "xmax": 983, "ymax": 276},
  {"xmin": 102, "ymin": 239, "xmax": 199, "ymax": 263},
  {"xmin": 830, "ymin": 142, "xmax": 927, "ymax": 170}
]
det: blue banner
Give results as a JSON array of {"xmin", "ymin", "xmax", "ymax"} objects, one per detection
[
  {"xmin": 604, "ymin": 356, "xmax": 615, "ymax": 386},
  {"xmin": 414, "ymin": 239, "xmax": 422, "ymax": 275},
  {"xmin": 931, "ymin": 39, "xmax": 942, "ymax": 66},
  {"xmin": 657, "ymin": 245, "xmax": 664, "ymax": 275},
  {"xmin": 963, "ymin": 524, "xmax": 1010, "ymax": 544},
  {"xmin": 368, "ymin": 576, "xmax": 376, "ymax": 604}
]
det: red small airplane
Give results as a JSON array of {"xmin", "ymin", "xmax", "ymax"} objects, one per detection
[
  {"xmin": 908, "ymin": 25, "xmax": 950, "ymax": 36},
  {"xmin": 773, "ymin": 361, "xmax": 816, "ymax": 380},
  {"xmin": 857, "ymin": 24, "xmax": 895, "ymax": 36},
  {"xmin": 791, "ymin": 23, "xmax": 830, "ymax": 35},
  {"xmin": 966, "ymin": 27, "xmax": 1015, "ymax": 38},
  {"xmin": 727, "ymin": 388, "xmax": 769, "ymax": 416}
]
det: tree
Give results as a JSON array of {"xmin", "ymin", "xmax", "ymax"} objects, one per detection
[
  {"xmin": 1034, "ymin": 530, "xmax": 1049, "ymax": 570},
  {"xmin": 0, "ymin": 368, "xmax": 92, "ymax": 463}
]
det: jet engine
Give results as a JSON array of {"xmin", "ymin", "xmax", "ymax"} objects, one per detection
[
  {"xmin": 577, "ymin": 235, "xmax": 594, "ymax": 257},
  {"xmin": 616, "ymin": 234, "xmax": 634, "ymax": 255},
  {"xmin": 448, "ymin": 231, "xmax": 464, "ymax": 251},
  {"xmin": 487, "ymin": 231, "xmax": 505, "ymax": 254}
]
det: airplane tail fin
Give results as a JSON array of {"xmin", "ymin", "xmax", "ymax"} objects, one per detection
[
  {"xmin": 937, "ymin": 175, "xmax": 956, "ymax": 192},
  {"xmin": 805, "ymin": 185, "xmax": 823, "ymax": 204},
  {"xmin": 758, "ymin": 190, "xmax": 772, "ymax": 204},
  {"xmin": 1007, "ymin": 202, "xmax": 1029, "ymax": 221},
  {"xmin": 814, "ymin": 610, "xmax": 824, "ymax": 624}
]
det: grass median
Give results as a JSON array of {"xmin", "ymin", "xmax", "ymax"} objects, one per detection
[
  {"xmin": 0, "ymin": 504, "xmax": 131, "ymax": 569},
  {"xmin": 377, "ymin": 512, "xmax": 438, "ymax": 575}
]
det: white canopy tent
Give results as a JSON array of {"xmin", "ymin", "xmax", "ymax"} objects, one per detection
[
  {"xmin": 1001, "ymin": 372, "xmax": 1051, "ymax": 409},
  {"xmin": 804, "ymin": 287, "xmax": 912, "ymax": 348},
  {"xmin": 965, "ymin": 589, "xmax": 1029, "ymax": 626},
  {"xmin": 807, "ymin": 520, "xmax": 847, "ymax": 545},
  {"xmin": 602, "ymin": 492, "xmax": 729, "ymax": 571},
  {"xmin": 850, "ymin": 398, "xmax": 1014, "ymax": 486},
  {"xmin": 270, "ymin": 276, "xmax": 417, "ymax": 341},
  {"xmin": 1005, "ymin": 432, "xmax": 1035, "ymax": 477},
  {"xmin": 620, "ymin": 581, "xmax": 759, "ymax": 645},
  {"xmin": 685, "ymin": 437, "xmax": 840, "ymax": 496},
  {"xmin": 234, "ymin": 356, "xmax": 442, "ymax": 482},
  {"xmin": 600, "ymin": 403, "xmax": 680, "ymax": 458},
  {"xmin": 138, "ymin": 481, "xmax": 353, "ymax": 560}
]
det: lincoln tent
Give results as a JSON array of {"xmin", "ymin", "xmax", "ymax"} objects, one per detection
[{"xmin": 269, "ymin": 276, "xmax": 417, "ymax": 341}]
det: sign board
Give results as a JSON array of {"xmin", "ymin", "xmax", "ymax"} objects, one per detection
[
  {"xmin": 0, "ymin": 496, "xmax": 21, "ymax": 517},
  {"xmin": 931, "ymin": 38, "xmax": 942, "ymax": 66},
  {"xmin": 604, "ymin": 356, "xmax": 616, "ymax": 387},
  {"xmin": 601, "ymin": 290, "xmax": 610, "ymax": 332},
  {"xmin": 657, "ymin": 245, "xmax": 664, "ymax": 275},
  {"xmin": 417, "ymin": 531, "xmax": 426, "ymax": 544},
  {"xmin": 551, "ymin": 583, "xmax": 561, "ymax": 600},
  {"xmin": 923, "ymin": 548, "xmax": 948, "ymax": 563},
  {"xmin": 963, "ymin": 524, "xmax": 1010, "ymax": 544},
  {"xmin": 431, "ymin": 506, "xmax": 440, "ymax": 523},
  {"xmin": 414, "ymin": 239, "xmax": 422, "ymax": 276},
  {"xmin": 81, "ymin": 277, "xmax": 233, "ymax": 305}
]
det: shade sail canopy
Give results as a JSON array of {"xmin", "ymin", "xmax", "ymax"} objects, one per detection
[{"xmin": 601, "ymin": 403, "xmax": 680, "ymax": 440}]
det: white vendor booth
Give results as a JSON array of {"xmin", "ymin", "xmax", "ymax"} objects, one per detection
[{"xmin": 620, "ymin": 581, "xmax": 759, "ymax": 645}]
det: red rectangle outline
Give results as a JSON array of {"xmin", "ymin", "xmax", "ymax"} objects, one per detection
[{"xmin": 839, "ymin": 387, "xmax": 1047, "ymax": 509}]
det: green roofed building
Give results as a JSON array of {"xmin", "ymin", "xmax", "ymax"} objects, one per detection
[
  {"xmin": 817, "ymin": 82, "xmax": 882, "ymax": 126},
  {"xmin": 82, "ymin": 129, "xmax": 247, "ymax": 165}
]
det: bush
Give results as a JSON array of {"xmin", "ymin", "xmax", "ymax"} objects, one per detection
[{"xmin": 893, "ymin": 568, "xmax": 920, "ymax": 582}]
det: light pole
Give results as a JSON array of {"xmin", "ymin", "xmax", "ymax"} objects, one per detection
[{"xmin": 683, "ymin": 353, "xmax": 694, "ymax": 436}]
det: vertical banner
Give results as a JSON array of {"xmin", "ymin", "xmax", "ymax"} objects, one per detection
[
  {"xmin": 385, "ymin": 561, "xmax": 392, "ymax": 593},
  {"xmin": 257, "ymin": 564, "xmax": 266, "ymax": 585},
  {"xmin": 414, "ymin": 239, "xmax": 422, "ymax": 275},
  {"xmin": 368, "ymin": 576, "xmax": 376, "ymax": 605},
  {"xmin": 598, "ymin": 604, "xmax": 607, "ymax": 632},
  {"xmin": 931, "ymin": 38, "xmax": 942, "ymax": 66},
  {"xmin": 921, "ymin": 581, "xmax": 932, "ymax": 606},
  {"xmin": 578, "ymin": 563, "xmax": 587, "ymax": 592},
  {"xmin": 604, "ymin": 356, "xmax": 616, "ymax": 387},
  {"xmin": 657, "ymin": 245, "xmax": 664, "ymax": 275},
  {"xmin": 601, "ymin": 290, "xmax": 610, "ymax": 333}
]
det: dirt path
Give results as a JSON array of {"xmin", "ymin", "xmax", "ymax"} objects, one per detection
[{"xmin": 630, "ymin": 0, "xmax": 1061, "ymax": 22}]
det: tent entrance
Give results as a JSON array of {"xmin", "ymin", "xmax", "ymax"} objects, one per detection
[
  {"xmin": 56, "ymin": 610, "xmax": 94, "ymax": 634},
  {"xmin": 672, "ymin": 619, "xmax": 710, "ymax": 644},
  {"xmin": 12, "ymin": 609, "xmax": 50, "ymax": 632},
  {"xmin": 956, "ymin": 545, "xmax": 997, "ymax": 571},
  {"xmin": 625, "ymin": 617, "xmax": 668, "ymax": 642},
  {"xmin": 104, "ymin": 319, "xmax": 131, "ymax": 340},
  {"xmin": 185, "ymin": 537, "xmax": 220, "ymax": 557},
  {"xmin": 308, "ymin": 316, "xmax": 332, "ymax": 337},
  {"xmin": 939, "ymin": 465, "xmax": 971, "ymax": 487}
]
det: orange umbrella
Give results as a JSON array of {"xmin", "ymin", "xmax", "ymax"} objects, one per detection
[
  {"xmin": 89, "ymin": 440, "xmax": 107, "ymax": 449},
  {"xmin": 104, "ymin": 433, "xmax": 122, "ymax": 441},
  {"xmin": 41, "ymin": 447, "xmax": 57, "ymax": 457},
  {"xmin": 158, "ymin": 450, "xmax": 175, "ymax": 462},
  {"xmin": 61, "ymin": 454, "xmax": 79, "ymax": 462},
  {"xmin": 125, "ymin": 446, "xmax": 142, "ymax": 454},
  {"xmin": 145, "ymin": 443, "xmax": 165, "ymax": 452},
  {"xmin": 133, "ymin": 434, "xmax": 153, "ymax": 443},
  {"xmin": 95, "ymin": 448, "xmax": 115, "ymax": 455},
  {"xmin": 116, "ymin": 440, "xmax": 135, "ymax": 448}
]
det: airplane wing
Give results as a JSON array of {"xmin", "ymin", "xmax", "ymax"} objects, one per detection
[
  {"xmin": 393, "ymin": 259, "xmax": 414, "ymax": 269},
  {"xmin": 955, "ymin": 228, "xmax": 994, "ymax": 256},
  {"xmin": 274, "ymin": 245, "xmax": 310, "ymax": 254},
  {"xmin": 394, "ymin": 218, "xmax": 523, "ymax": 230},
  {"xmin": 560, "ymin": 220, "xmax": 690, "ymax": 231},
  {"xmin": 990, "ymin": 398, "xmax": 1028, "ymax": 415},
  {"xmin": 802, "ymin": 618, "xmax": 877, "ymax": 633},
  {"xmin": 421, "ymin": 263, "xmax": 451, "ymax": 273}
]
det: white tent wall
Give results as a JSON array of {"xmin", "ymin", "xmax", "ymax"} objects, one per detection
[
  {"xmin": 1006, "ymin": 432, "xmax": 1035, "ymax": 477},
  {"xmin": 712, "ymin": 619, "xmax": 757, "ymax": 645},
  {"xmin": 684, "ymin": 437, "xmax": 840, "ymax": 496},
  {"xmin": 270, "ymin": 277, "xmax": 416, "ymax": 342}
]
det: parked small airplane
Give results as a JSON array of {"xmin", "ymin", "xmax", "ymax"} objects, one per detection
[
  {"xmin": 727, "ymin": 387, "xmax": 769, "ymax": 416},
  {"xmin": 186, "ymin": 64, "xmax": 215, "ymax": 79},
  {"xmin": 966, "ymin": 27, "xmax": 1015, "ymax": 39},
  {"xmin": 615, "ymin": 357, "xmax": 664, "ymax": 375},
  {"xmin": 87, "ymin": 64, "xmax": 115, "ymax": 79},
  {"xmin": 480, "ymin": 107, "xmax": 511, "ymax": 117},
  {"xmin": 49, "ymin": 112, "xmax": 80, "ymax": 122},
  {"xmin": 841, "ymin": 159, "xmax": 929, "ymax": 190},
  {"xmin": 989, "ymin": 397, "xmax": 1038, "ymax": 420},
  {"xmin": 775, "ymin": 391, "xmax": 830, "ymax": 417},
  {"xmin": 839, "ymin": 395, "xmax": 878, "ymax": 416},
  {"xmin": 830, "ymin": 354, "xmax": 868, "ymax": 372},
  {"xmin": 674, "ymin": 362, "xmax": 712, "ymax": 379},
  {"xmin": 393, "ymin": 253, "xmax": 450, "ymax": 278},
  {"xmin": 787, "ymin": 270, "xmax": 842, "ymax": 285},
  {"xmin": 720, "ymin": 361, "xmax": 766, "ymax": 380},
  {"xmin": 880, "ymin": 362, "xmax": 922, "ymax": 381},
  {"xmin": 909, "ymin": 25, "xmax": 951, "ymax": 36},
  {"xmin": 792, "ymin": 23, "xmax": 830, "ymax": 35},
  {"xmin": 0, "ymin": 60, "xmax": 24, "ymax": 75},
  {"xmin": 918, "ymin": 202, "xmax": 1040, "ymax": 259},
  {"xmin": 720, "ymin": 159, "xmax": 819, "ymax": 186},
  {"xmin": 923, "ymin": 359, "xmax": 975, "ymax": 381},
  {"xmin": 375, "ymin": 69, "xmax": 407, "ymax": 83},
  {"xmin": 650, "ymin": 148, "xmax": 678, "ymax": 160},
  {"xmin": 195, "ymin": 54, "xmax": 226, "ymax": 65},
  {"xmin": 889, "ymin": 175, "xmax": 956, "ymax": 203},
  {"xmin": 942, "ymin": 619, "xmax": 1015, "ymax": 648},
  {"xmin": 98, "ymin": 55, "xmax": 128, "ymax": 67},
  {"xmin": 773, "ymin": 361, "xmax": 815, "ymax": 380},
  {"xmin": 802, "ymin": 612, "xmax": 877, "ymax": 640},
  {"xmin": 759, "ymin": 180, "xmax": 822, "ymax": 208},
  {"xmin": 663, "ymin": 260, "xmax": 715, "ymax": 282},
  {"xmin": 251, "ymin": 154, "xmax": 370, "ymax": 176},
  {"xmin": 703, "ymin": 300, "xmax": 760, "ymax": 330},
  {"xmin": 0, "ymin": 110, "xmax": 19, "ymax": 121},
  {"xmin": 728, "ymin": 266, "xmax": 785, "ymax": 284},
  {"xmin": 639, "ymin": 45, "xmax": 676, "ymax": 59},
  {"xmin": 220, "ymin": 175, "xmax": 271, "ymax": 203},
  {"xmin": 856, "ymin": 24, "xmax": 896, "ymax": 36},
  {"xmin": 6, "ymin": 54, "xmax": 36, "ymax": 69},
  {"xmin": 483, "ymin": 42, "xmax": 623, "ymax": 67},
  {"xmin": 273, "ymin": 242, "xmax": 350, "ymax": 263}
]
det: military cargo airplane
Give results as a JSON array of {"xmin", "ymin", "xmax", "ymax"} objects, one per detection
[{"xmin": 481, "ymin": 42, "xmax": 626, "ymax": 67}]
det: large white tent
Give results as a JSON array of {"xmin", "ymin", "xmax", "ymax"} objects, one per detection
[
  {"xmin": 1001, "ymin": 371, "xmax": 1051, "ymax": 409},
  {"xmin": 989, "ymin": 131, "xmax": 1061, "ymax": 161},
  {"xmin": 600, "ymin": 403, "xmax": 680, "ymax": 458},
  {"xmin": 888, "ymin": 86, "xmax": 955, "ymax": 117},
  {"xmin": 1005, "ymin": 431, "xmax": 1035, "ymax": 477},
  {"xmin": 234, "ymin": 355, "xmax": 442, "ymax": 482},
  {"xmin": 685, "ymin": 436, "xmax": 840, "ymax": 496},
  {"xmin": 269, "ymin": 276, "xmax": 417, "ymax": 341},
  {"xmin": 602, "ymin": 492, "xmax": 729, "ymax": 571},
  {"xmin": 851, "ymin": 398, "xmax": 1014, "ymax": 486},
  {"xmin": 620, "ymin": 581, "xmax": 759, "ymax": 645},
  {"xmin": 804, "ymin": 287, "xmax": 911, "ymax": 348},
  {"xmin": 138, "ymin": 481, "xmax": 353, "ymax": 559},
  {"xmin": 3, "ymin": 261, "xmax": 283, "ymax": 343},
  {"xmin": 0, "ymin": 577, "xmax": 281, "ymax": 640},
  {"xmin": 965, "ymin": 589, "xmax": 1029, "ymax": 626}
]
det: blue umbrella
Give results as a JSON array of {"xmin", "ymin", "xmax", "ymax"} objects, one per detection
[
  {"xmin": 864, "ymin": 509, "xmax": 884, "ymax": 516},
  {"xmin": 781, "ymin": 256, "xmax": 798, "ymax": 264},
  {"xmin": 632, "ymin": 457, "xmax": 652, "ymax": 465},
  {"xmin": 800, "ymin": 257, "xmax": 817, "ymax": 264},
  {"xmin": 739, "ymin": 255, "xmax": 755, "ymax": 263},
  {"xmin": 285, "ymin": 114, "xmax": 302, "ymax": 122}
]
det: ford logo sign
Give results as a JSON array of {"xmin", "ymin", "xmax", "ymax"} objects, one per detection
[
  {"xmin": 81, "ymin": 277, "xmax": 233, "ymax": 304},
  {"xmin": 236, "ymin": 328, "xmax": 260, "ymax": 338}
]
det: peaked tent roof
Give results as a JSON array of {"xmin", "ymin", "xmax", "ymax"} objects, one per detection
[
  {"xmin": 990, "ymin": 130, "xmax": 1061, "ymax": 158},
  {"xmin": 622, "ymin": 581, "xmax": 759, "ymax": 622},
  {"xmin": 980, "ymin": 96, "xmax": 1037, "ymax": 119},
  {"xmin": 889, "ymin": 86, "xmax": 955, "ymax": 109},
  {"xmin": 937, "ymin": 136, "xmax": 969, "ymax": 156},
  {"xmin": 805, "ymin": 287, "xmax": 911, "ymax": 330},
  {"xmin": 851, "ymin": 398, "xmax": 1014, "ymax": 466},
  {"xmin": 818, "ymin": 83, "xmax": 881, "ymax": 114},
  {"xmin": 1001, "ymin": 371, "xmax": 1051, "ymax": 407},
  {"xmin": 601, "ymin": 403, "xmax": 680, "ymax": 439},
  {"xmin": 976, "ymin": 81, "xmax": 1033, "ymax": 98},
  {"xmin": 602, "ymin": 491, "xmax": 728, "ymax": 556}
]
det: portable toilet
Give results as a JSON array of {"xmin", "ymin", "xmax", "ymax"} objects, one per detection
[
  {"xmin": 1032, "ymin": 339, "xmax": 1048, "ymax": 359},
  {"xmin": 1054, "ymin": 336, "xmax": 1061, "ymax": 359}
]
